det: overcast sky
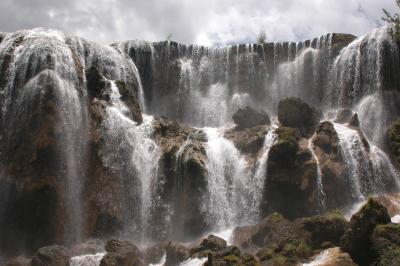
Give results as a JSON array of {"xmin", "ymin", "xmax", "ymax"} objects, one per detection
[{"xmin": 0, "ymin": 0, "xmax": 398, "ymax": 45}]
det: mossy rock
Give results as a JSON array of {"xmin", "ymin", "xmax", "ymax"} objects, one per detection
[
  {"xmin": 371, "ymin": 223, "xmax": 400, "ymax": 265},
  {"xmin": 389, "ymin": 118, "xmax": 400, "ymax": 164},
  {"xmin": 340, "ymin": 198, "xmax": 391, "ymax": 265},
  {"xmin": 277, "ymin": 97, "xmax": 321, "ymax": 138}
]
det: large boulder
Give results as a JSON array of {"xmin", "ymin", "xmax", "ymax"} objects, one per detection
[
  {"xmin": 389, "ymin": 118, "xmax": 400, "ymax": 164},
  {"xmin": 232, "ymin": 106, "xmax": 270, "ymax": 129},
  {"xmin": 99, "ymin": 239, "xmax": 144, "ymax": 266},
  {"xmin": 277, "ymin": 97, "xmax": 321, "ymax": 138},
  {"xmin": 340, "ymin": 198, "xmax": 391, "ymax": 265},
  {"xmin": 191, "ymin": 235, "xmax": 227, "ymax": 256},
  {"xmin": 31, "ymin": 245, "xmax": 70, "ymax": 266},
  {"xmin": 224, "ymin": 125, "xmax": 269, "ymax": 155},
  {"xmin": 262, "ymin": 127, "xmax": 319, "ymax": 219},
  {"xmin": 371, "ymin": 223, "xmax": 400, "ymax": 265},
  {"xmin": 205, "ymin": 246, "xmax": 258, "ymax": 266}
]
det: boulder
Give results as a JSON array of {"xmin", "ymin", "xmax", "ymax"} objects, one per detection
[
  {"xmin": 205, "ymin": 246, "xmax": 259, "ymax": 266},
  {"xmin": 191, "ymin": 235, "xmax": 227, "ymax": 255},
  {"xmin": 99, "ymin": 239, "xmax": 144, "ymax": 266},
  {"xmin": 297, "ymin": 210, "xmax": 349, "ymax": 249},
  {"xmin": 334, "ymin": 109, "xmax": 354, "ymax": 124},
  {"xmin": 262, "ymin": 127, "xmax": 319, "ymax": 219},
  {"xmin": 389, "ymin": 118, "xmax": 400, "ymax": 164},
  {"xmin": 340, "ymin": 198, "xmax": 391, "ymax": 265},
  {"xmin": 232, "ymin": 106, "xmax": 270, "ymax": 128},
  {"xmin": 277, "ymin": 97, "xmax": 321, "ymax": 138},
  {"xmin": 371, "ymin": 223, "xmax": 400, "ymax": 265},
  {"xmin": 224, "ymin": 125, "xmax": 269, "ymax": 155},
  {"xmin": 348, "ymin": 113, "xmax": 359, "ymax": 127},
  {"xmin": 31, "ymin": 245, "xmax": 70, "ymax": 266},
  {"xmin": 164, "ymin": 242, "xmax": 190, "ymax": 266}
]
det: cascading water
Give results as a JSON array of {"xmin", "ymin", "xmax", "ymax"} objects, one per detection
[
  {"xmin": 203, "ymin": 126, "xmax": 276, "ymax": 230},
  {"xmin": 334, "ymin": 123, "xmax": 399, "ymax": 205},
  {"xmin": 99, "ymin": 80, "xmax": 160, "ymax": 241},
  {"xmin": 308, "ymin": 134, "xmax": 327, "ymax": 211}
]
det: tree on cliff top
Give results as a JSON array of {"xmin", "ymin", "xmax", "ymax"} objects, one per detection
[
  {"xmin": 256, "ymin": 28, "xmax": 268, "ymax": 45},
  {"xmin": 382, "ymin": 0, "xmax": 400, "ymax": 41}
]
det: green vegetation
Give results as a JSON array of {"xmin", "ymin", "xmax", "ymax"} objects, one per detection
[
  {"xmin": 388, "ymin": 118, "xmax": 400, "ymax": 163},
  {"xmin": 256, "ymin": 28, "xmax": 268, "ymax": 45},
  {"xmin": 382, "ymin": 0, "xmax": 400, "ymax": 41}
]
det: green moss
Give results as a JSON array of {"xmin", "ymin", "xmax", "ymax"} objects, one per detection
[
  {"xmin": 115, "ymin": 80, "xmax": 130, "ymax": 100},
  {"xmin": 270, "ymin": 255, "xmax": 289, "ymax": 266},
  {"xmin": 223, "ymin": 254, "xmax": 240, "ymax": 262},
  {"xmin": 389, "ymin": 118, "xmax": 400, "ymax": 163},
  {"xmin": 276, "ymin": 127, "xmax": 299, "ymax": 145},
  {"xmin": 325, "ymin": 209, "xmax": 345, "ymax": 219},
  {"xmin": 376, "ymin": 246, "xmax": 400, "ymax": 266}
]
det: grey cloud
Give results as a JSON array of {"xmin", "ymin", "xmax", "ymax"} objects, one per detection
[{"xmin": 0, "ymin": 0, "xmax": 399, "ymax": 45}]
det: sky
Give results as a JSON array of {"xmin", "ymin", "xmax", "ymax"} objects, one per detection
[{"xmin": 0, "ymin": 0, "xmax": 398, "ymax": 46}]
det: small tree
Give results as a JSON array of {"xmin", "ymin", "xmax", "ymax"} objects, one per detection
[
  {"xmin": 256, "ymin": 28, "xmax": 267, "ymax": 45},
  {"xmin": 382, "ymin": 0, "xmax": 400, "ymax": 41}
]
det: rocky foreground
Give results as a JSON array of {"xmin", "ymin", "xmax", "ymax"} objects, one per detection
[{"xmin": 5, "ymin": 197, "xmax": 400, "ymax": 266}]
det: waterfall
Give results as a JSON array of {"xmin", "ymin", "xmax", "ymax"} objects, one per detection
[
  {"xmin": 99, "ymin": 81, "xmax": 160, "ymax": 240},
  {"xmin": 203, "ymin": 127, "xmax": 275, "ymax": 229},
  {"xmin": 0, "ymin": 28, "xmax": 89, "ymax": 244},
  {"xmin": 308, "ymin": 135, "xmax": 326, "ymax": 211},
  {"xmin": 333, "ymin": 123, "xmax": 399, "ymax": 202}
]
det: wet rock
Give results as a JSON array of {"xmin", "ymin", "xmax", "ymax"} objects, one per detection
[
  {"xmin": 312, "ymin": 122, "xmax": 352, "ymax": 209},
  {"xmin": 340, "ymin": 198, "xmax": 391, "ymax": 265},
  {"xmin": 114, "ymin": 80, "xmax": 143, "ymax": 124},
  {"xmin": 348, "ymin": 113, "xmax": 359, "ymax": 127},
  {"xmin": 262, "ymin": 127, "xmax": 319, "ymax": 219},
  {"xmin": 371, "ymin": 223, "xmax": 400, "ymax": 265},
  {"xmin": 191, "ymin": 235, "xmax": 227, "ymax": 255},
  {"xmin": 224, "ymin": 125, "xmax": 269, "ymax": 155},
  {"xmin": 277, "ymin": 97, "xmax": 321, "ymax": 138},
  {"xmin": 330, "ymin": 33, "xmax": 357, "ymax": 58},
  {"xmin": 164, "ymin": 242, "xmax": 190, "ymax": 266},
  {"xmin": 86, "ymin": 66, "xmax": 108, "ymax": 100},
  {"xmin": 374, "ymin": 194, "xmax": 400, "ymax": 217},
  {"xmin": 334, "ymin": 109, "xmax": 354, "ymax": 124},
  {"xmin": 31, "ymin": 245, "xmax": 70, "ymax": 266},
  {"xmin": 232, "ymin": 106, "xmax": 270, "ymax": 129},
  {"xmin": 205, "ymin": 246, "xmax": 258, "ymax": 266},
  {"xmin": 297, "ymin": 210, "xmax": 349, "ymax": 249},
  {"xmin": 151, "ymin": 116, "xmax": 209, "ymax": 241},
  {"xmin": 389, "ymin": 118, "xmax": 400, "ymax": 164},
  {"xmin": 100, "ymin": 239, "xmax": 144, "ymax": 266}
]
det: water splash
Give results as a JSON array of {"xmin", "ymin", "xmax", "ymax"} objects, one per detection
[{"xmin": 70, "ymin": 253, "xmax": 105, "ymax": 266}]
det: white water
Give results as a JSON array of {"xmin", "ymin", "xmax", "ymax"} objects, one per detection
[
  {"xmin": 308, "ymin": 134, "xmax": 326, "ymax": 211},
  {"xmin": 70, "ymin": 253, "xmax": 105, "ymax": 266},
  {"xmin": 100, "ymin": 81, "xmax": 160, "ymax": 240},
  {"xmin": 150, "ymin": 253, "xmax": 166, "ymax": 266},
  {"xmin": 180, "ymin": 257, "xmax": 207, "ymax": 266},
  {"xmin": 303, "ymin": 248, "xmax": 334, "ymax": 266},
  {"xmin": 203, "ymin": 126, "xmax": 275, "ymax": 230}
]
